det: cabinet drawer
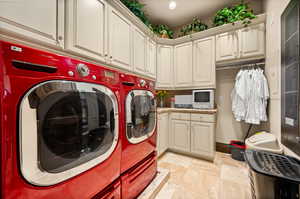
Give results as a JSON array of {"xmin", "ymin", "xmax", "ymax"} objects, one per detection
[
  {"xmin": 157, "ymin": 113, "xmax": 168, "ymax": 120},
  {"xmin": 191, "ymin": 114, "xmax": 215, "ymax": 123},
  {"xmin": 171, "ymin": 113, "xmax": 190, "ymax": 120}
]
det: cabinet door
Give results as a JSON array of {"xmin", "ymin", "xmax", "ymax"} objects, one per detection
[
  {"xmin": 156, "ymin": 45, "xmax": 174, "ymax": 88},
  {"xmin": 146, "ymin": 39, "xmax": 157, "ymax": 79},
  {"xmin": 157, "ymin": 116, "xmax": 162, "ymax": 156},
  {"xmin": 65, "ymin": 0, "xmax": 107, "ymax": 62},
  {"xmin": 0, "ymin": 0, "xmax": 64, "ymax": 47},
  {"xmin": 108, "ymin": 6, "xmax": 132, "ymax": 70},
  {"xmin": 190, "ymin": 122, "xmax": 215, "ymax": 157},
  {"xmin": 174, "ymin": 42, "xmax": 193, "ymax": 87},
  {"xmin": 193, "ymin": 37, "xmax": 216, "ymax": 88},
  {"xmin": 133, "ymin": 27, "xmax": 147, "ymax": 74},
  {"xmin": 240, "ymin": 23, "xmax": 265, "ymax": 58},
  {"xmin": 216, "ymin": 32, "xmax": 239, "ymax": 62},
  {"xmin": 157, "ymin": 113, "xmax": 169, "ymax": 156},
  {"xmin": 170, "ymin": 119, "xmax": 190, "ymax": 152}
]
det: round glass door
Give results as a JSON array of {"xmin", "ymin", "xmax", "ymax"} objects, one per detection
[
  {"xmin": 126, "ymin": 90, "xmax": 156, "ymax": 144},
  {"xmin": 19, "ymin": 81, "xmax": 119, "ymax": 186}
]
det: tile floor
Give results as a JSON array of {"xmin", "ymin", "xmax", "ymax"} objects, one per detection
[{"xmin": 155, "ymin": 152, "xmax": 251, "ymax": 199}]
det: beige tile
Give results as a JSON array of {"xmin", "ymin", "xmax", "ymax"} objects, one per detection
[
  {"xmin": 220, "ymin": 165, "xmax": 249, "ymax": 186},
  {"xmin": 218, "ymin": 180, "xmax": 251, "ymax": 199},
  {"xmin": 155, "ymin": 152, "xmax": 251, "ymax": 199},
  {"xmin": 158, "ymin": 162, "xmax": 188, "ymax": 185},
  {"xmin": 155, "ymin": 183, "xmax": 177, "ymax": 199},
  {"xmin": 160, "ymin": 152, "xmax": 193, "ymax": 168}
]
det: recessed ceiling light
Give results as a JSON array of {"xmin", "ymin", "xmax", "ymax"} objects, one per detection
[{"xmin": 169, "ymin": 1, "xmax": 177, "ymax": 10}]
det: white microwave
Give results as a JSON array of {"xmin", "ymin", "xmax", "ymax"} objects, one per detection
[{"xmin": 192, "ymin": 90, "xmax": 214, "ymax": 109}]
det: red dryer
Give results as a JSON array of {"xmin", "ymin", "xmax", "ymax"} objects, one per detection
[
  {"xmin": 0, "ymin": 41, "xmax": 122, "ymax": 199},
  {"xmin": 120, "ymin": 73, "xmax": 157, "ymax": 199}
]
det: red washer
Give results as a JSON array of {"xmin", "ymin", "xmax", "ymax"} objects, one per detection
[
  {"xmin": 120, "ymin": 73, "xmax": 157, "ymax": 199},
  {"xmin": 0, "ymin": 41, "xmax": 122, "ymax": 199}
]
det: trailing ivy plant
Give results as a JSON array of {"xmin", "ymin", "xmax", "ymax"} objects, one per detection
[
  {"xmin": 180, "ymin": 18, "xmax": 208, "ymax": 36},
  {"xmin": 121, "ymin": 0, "xmax": 151, "ymax": 27},
  {"xmin": 213, "ymin": 1, "xmax": 256, "ymax": 27},
  {"xmin": 153, "ymin": 24, "xmax": 174, "ymax": 39}
]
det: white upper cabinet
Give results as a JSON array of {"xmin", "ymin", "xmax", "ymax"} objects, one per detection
[
  {"xmin": 108, "ymin": 6, "xmax": 132, "ymax": 71},
  {"xmin": 190, "ymin": 121, "xmax": 215, "ymax": 158},
  {"xmin": 174, "ymin": 42, "xmax": 193, "ymax": 88},
  {"xmin": 0, "ymin": 0, "xmax": 64, "ymax": 47},
  {"xmin": 133, "ymin": 26, "xmax": 147, "ymax": 74},
  {"xmin": 193, "ymin": 37, "xmax": 216, "ymax": 88},
  {"xmin": 239, "ymin": 23, "xmax": 265, "ymax": 59},
  {"xmin": 156, "ymin": 45, "xmax": 174, "ymax": 88},
  {"xmin": 146, "ymin": 39, "xmax": 157, "ymax": 79},
  {"xmin": 216, "ymin": 23, "xmax": 265, "ymax": 62},
  {"xmin": 216, "ymin": 31, "xmax": 239, "ymax": 62},
  {"xmin": 65, "ymin": 0, "xmax": 107, "ymax": 62}
]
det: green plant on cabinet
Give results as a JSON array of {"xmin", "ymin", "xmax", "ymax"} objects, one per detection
[
  {"xmin": 213, "ymin": 0, "xmax": 256, "ymax": 27},
  {"xmin": 180, "ymin": 17, "xmax": 208, "ymax": 36},
  {"xmin": 153, "ymin": 24, "xmax": 174, "ymax": 39}
]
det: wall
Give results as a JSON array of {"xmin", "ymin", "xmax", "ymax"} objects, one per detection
[
  {"xmin": 262, "ymin": 0, "xmax": 297, "ymax": 157},
  {"xmin": 215, "ymin": 70, "xmax": 268, "ymax": 144}
]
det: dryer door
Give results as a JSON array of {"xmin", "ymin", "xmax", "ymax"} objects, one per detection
[
  {"xmin": 19, "ymin": 81, "xmax": 119, "ymax": 186},
  {"xmin": 126, "ymin": 90, "xmax": 156, "ymax": 144}
]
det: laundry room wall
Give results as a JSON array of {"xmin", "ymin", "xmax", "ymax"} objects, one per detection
[{"xmin": 215, "ymin": 69, "xmax": 269, "ymax": 144}]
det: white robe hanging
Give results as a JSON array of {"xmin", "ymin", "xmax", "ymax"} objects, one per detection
[{"xmin": 231, "ymin": 68, "xmax": 269, "ymax": 125}]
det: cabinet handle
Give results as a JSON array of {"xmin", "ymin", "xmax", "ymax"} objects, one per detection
[
  {"xmin": 110, "ymin": 56, "xmax": 113, "ymax": 59},
  {"xmin": 58, "ymin": 36, "xmax": 63, "ymax": 41},
  {"xmin": 105, "ymin": 54, "xmax": 108, "ymax": 57}
]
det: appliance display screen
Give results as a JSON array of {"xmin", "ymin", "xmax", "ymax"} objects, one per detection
[{"xmin": 194, "ymin": 92, "xmax": 210, "ymax": 102}]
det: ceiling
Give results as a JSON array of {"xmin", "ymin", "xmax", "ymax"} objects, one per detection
[{"xmin": 138, "ymin": 0, "xmax": 263, "ymax": 29}]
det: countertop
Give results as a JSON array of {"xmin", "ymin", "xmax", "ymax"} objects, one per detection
[{"xmin": 157, "ymin": 108, "xmax": 217, "ymax": 114}]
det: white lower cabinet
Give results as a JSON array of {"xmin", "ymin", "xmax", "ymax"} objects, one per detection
[
  {"xmin": 191, "ymin": 121, "xmax": 215, "ymax": 158},
  {"xmin": 157, "ymin": 113, "xmax": 169, "ymax": 156},
  {"xmin": 170, "ymin": 120, "xmax": 191, "ymax": 152},
  {"xmin": 167, "ymin": 112, "xmax": 216, "ymax": 160}
]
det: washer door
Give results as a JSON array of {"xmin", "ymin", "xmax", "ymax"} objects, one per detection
[
  {"xmin": 19, "ymin": 81, "xmax": 119, "ymax": 186},
  {"xmin": 126, "ymin": 90, "xmax": 156, "ymax": 144}
]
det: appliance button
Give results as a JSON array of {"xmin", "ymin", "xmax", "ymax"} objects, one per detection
[
  {"xmin": 77, "ymin": 63, "xmax": 90, "ymax": 77},
  {"xmin": 139, "ymin": 79, "xmax": 146, "ymax": 87},
  {"xmin": 68, "ymin": 71, "xmax": 74, "ymax": 77},
  {"xmin": 92, "ymin": 75, "xmax": 97, "ymax": 80}
]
